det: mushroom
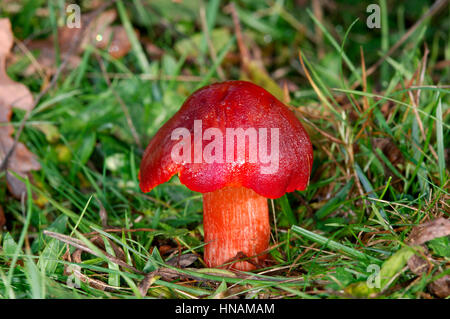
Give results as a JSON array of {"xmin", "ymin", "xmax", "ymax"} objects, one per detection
[{"xmin": 139, "ymin": 81, "xmax": 312, "ymax": 270}]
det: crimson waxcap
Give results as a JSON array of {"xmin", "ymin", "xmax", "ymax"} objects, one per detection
[{"xmin": 139, "ymin": 81, "xmax": 313, "ymax": 199}]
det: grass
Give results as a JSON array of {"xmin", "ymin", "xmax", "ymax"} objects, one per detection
[{"xmin": 0, "ymin": 0, "xmax": 449, "ymax": 299}]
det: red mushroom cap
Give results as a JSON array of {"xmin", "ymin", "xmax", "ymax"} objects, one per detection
[{"xmin": 139, "ymin": 80, "xmax": 313, "ymax": 199}]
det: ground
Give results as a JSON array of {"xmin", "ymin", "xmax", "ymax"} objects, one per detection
[{"xmin": 0, "ymin": 0, "xmax": 448, "ymax": 299}]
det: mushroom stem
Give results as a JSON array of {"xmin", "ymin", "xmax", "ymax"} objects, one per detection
[{"xmin": 202, "ymin": 186, "xmax": 270, "ymax": 271}]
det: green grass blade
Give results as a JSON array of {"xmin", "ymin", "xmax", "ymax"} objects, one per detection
[
  {"xmin": 291, "ymin": 225, "xmax": 380, "ymax": 263},
  {"xmin": 435, "ymin": 97, "xmax": 446, "ymax": 185}
]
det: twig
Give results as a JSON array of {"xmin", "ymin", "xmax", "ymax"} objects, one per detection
[
  {"xmin": 351, "ymin": 0, "xmax": 448, "ymax": 89},
  {"xmin": 367, "ymin": 198, "xmax": 419, "ymax": 212},
  {"xmin": 68, "ymin": 246, "xmax": 127, "ymax": 292},
  {"xmin": 416, "ymin": 44, "xmax": 429, "ymax": 106},
  {"xmin": 96, "ymin": 197, "xmax": 109, "ymax": 229},
  {"xmin": 43, "ymin": 230, "xmax": 144, "ymax": 274},
  {"xmin": 282, "ymin": 81, "xmax": 291, "ymax": 104},
  {"xmin": 312, "ymin": 0, "xmax": 324, "ymax": 59},
  {"xmin": 228, "ymin": 2, "xmax": 250, "ymax": 69},
  {"xmin": 360, "ymin": 46, "xmax": 369, "ymax": 111}
]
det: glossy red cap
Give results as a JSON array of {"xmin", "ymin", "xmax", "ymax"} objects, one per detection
[{"xmin": 139, "ymin": 81, "xmax": 313, "ymax": 199}]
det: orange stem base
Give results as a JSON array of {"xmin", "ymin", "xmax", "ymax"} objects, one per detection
[{"xmin": 202, "ymin": 186, "xmax": 270, "ymax": 271}]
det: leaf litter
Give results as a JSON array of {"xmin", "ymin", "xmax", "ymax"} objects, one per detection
[
  {"xmin": 345, "ymin": 217, "xmax": 450, "ymax": 298},
  {"xmin": 25, "ymin": 8, "xmax": 133, "ymax": 76},
  {"xmin": 0, "ymin": 18, "xmax": 40, "ymax": 202}
]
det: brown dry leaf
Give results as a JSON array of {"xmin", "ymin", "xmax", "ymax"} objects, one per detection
[
  {"xmin": 157, "ymin": 244, "xmax": 173, "ymax": 255},
  {"xmin": 83, "ymin": 9, "xmax": 133, "ymax": 59},
  {"xmin": 407, "ymin": 245, "xmax": 430, "ymax": 275},
  {"xmin": 143, "ymin": 39, "xmax": 164, "ymax": 60},
  {"xmin": 373, "ymin": 138, "xmax": 403, "ymax": 166},
  {"xmin": 1, "ymin": 137, "xmax": 41, "ymax": 173},
  {"xmin": 407, "ymin": 218, "xmax": 450, "ymax": 246},
  {"xmin": 94, "ymin": 26, "xmax": 132, "ymax": 59},
  {"xmin": 25, "ymin": 37, "xmax": 81, "ymax": 76},
  {"xmin": 0, "ymin": 19, "xmax": 33, "ymax": 110},
  {"xmin": 138, "ymin": 271, "xmax": 161, "ymax": 296},
  {"xmin": 0, "ymin": 101, "xmax": 13, "ymax": 137},
  {"xmin": 139, "ymin": 252, "xmax": 198, "ymax": 296},
  {"xmin": 0, "ymin": 58, "xmax": 34, "ymax": 110},
  {"xmin": 25, "ymin": 9, "xmax": 134, "ymax": 76},
  {"xmin": 0, "ymin": 19, "xmax": 14, "ymax": 55},
  {"xmin": 0, "ymin": 18, "xmax": 41, "ymax": 200},
  {"xmin": 165, "ymin": 253, "xmax": 198, "ymax": 268},
  {"xmin": 0, "ymin": 100, "xmax": 12, "ymax": 122},
  {"xmin": 428, "ymin": 274, "xmax": 450, "ymax": 298},
  {"xmin": 0, "ymin": 205, "xmax": 5, "ymax": 228},
  {"xmin": 138, "ymin": 267, "xmax": 192, "ymax": 296},
  {"xmin": 406, "ymin": 218, "xmax": 450, "ymax": 298}
]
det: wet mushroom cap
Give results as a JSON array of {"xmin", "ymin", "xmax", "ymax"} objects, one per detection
[{"xmin": 139, "ymin": 80, "xmax": 313, "ymax": 199}]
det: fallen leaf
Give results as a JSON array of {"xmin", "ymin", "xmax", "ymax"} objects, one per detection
[
  {"xmin": 5, "ymin": 170, "xmax": 31, "ymax": 199},
  {"xmin": 143, "ymin": 39, "xmax": 164, "ymax": 60},
  {"xmin": 25, "ymin": 9, "xmax": 134, "ymax": 76},
  {"xmin": 0, "ymin": 18, "xmax": 13, "ymax": 55},
  {"xmin": 0, "ymin": 101, "xmax": 13, "ymax": 136},
  {"xmin": 405, "ymin": 218, "xmax": 450, "ymax": 298},
  {"xmin": 372, "ymin": 138, "xmax": 403, "ymax": 166},
  {"xmin": 0, "ymin": 137, "xmax": 41, "ymax": 173},
  {"xmin": 407, "ymin": 218, "xmax": 450, "ymax": 246},
  {"xmin": 165, "ymin": 253, "xmax": 198, "ymax": 268},
  {"xmin": 428, "ymin": 274, "xmax": 450, "ymax": 298},
  {"xmin": 158, "ymin": 244, "xmax": 173, "ymax": 255},
  {"xmin": 0, "ymin": 20, "xmax": 33, "ymax": 111},
  {"xmin": 0, "ymin": 18, "xmax": 41, "ymax": 200},
  {"xmin": 93, "ymin": 24, "xmax": 132, "ymax": 59},
  {"xmin": 407, "ymin": 245, "xmax": 430, "ymax": 275},
  {"xmin": 0, "ymin": 205, "xmax": 5, "ymax": 228},
  {"xmin": 138, "ymin": 271, "xmax": 161, "ymax": 296},
  {"xmin": 25, "ymin": 38, "xmax": 81, "ymax": 76},
  {"xmin": 0, "ymin": 62, "xmax": 34, "ymax": 110}
]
